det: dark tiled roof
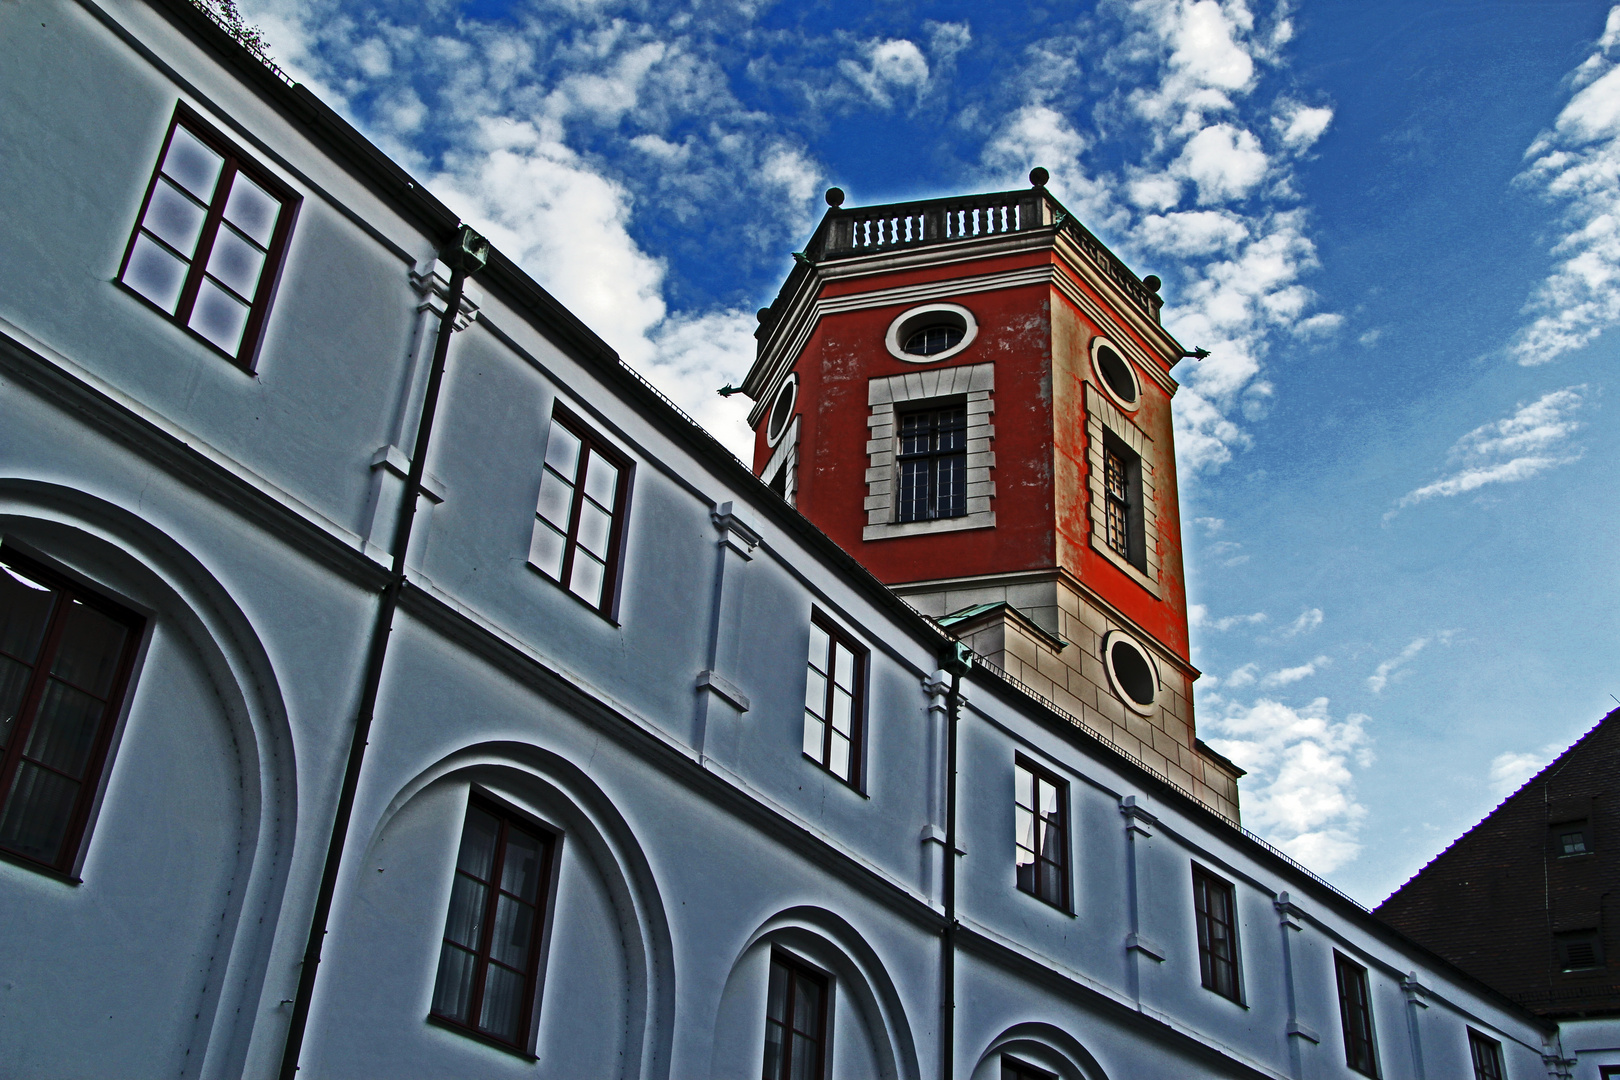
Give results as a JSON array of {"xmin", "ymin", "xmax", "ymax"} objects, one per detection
[{"xmin": 1374, "ymin": 709, "xmax": 1620, "ymax": 1018}]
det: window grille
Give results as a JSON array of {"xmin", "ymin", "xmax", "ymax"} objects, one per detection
[
  {"xmin": 118, "ymin": 104, "xmax": 296, "ymax": 367},
  {"xmin": 1014, "ymin": 759, "xmax": 1068, "ymax": 910},
  {"xmin": 0, "ymin": 549, "xmax": 143, "ymax": 875},
  {"xmin": 1104, "ymin": 444, "xmax": 1132, "ymax": 559},
  {"xmin": 1193, "ymin": 866, "xmax": 1241, "ymax": 1002},
  {"xmin": 431, "ymin": 794, "xmax": 556, "ymax": 1051},
  {"xmin": 897, "ymin": 405, "xmax": 968, "ymax": 522},
  {"xmin": 762, "ymin": 950, "xmax": 828, "ymax": 1080}
]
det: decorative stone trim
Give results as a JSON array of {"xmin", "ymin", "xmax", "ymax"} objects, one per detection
[
  {"xmin": 761, "ymin": 416, "xmax": 799, "ymax": 507},
  {"xmin": 1103, "ymin": 629, "xmax": 1160, "ymax": 716},
  {"xmin": 863, "ymin": 362, "xmax": 996, "ymax": 542},
  {"xmin": 883, "ymin": 303, "xmax": 979, "ymax": 364},
  {"xmin": 1085, "ymin": 382, "xmax": 1161, "ymax": 597}
]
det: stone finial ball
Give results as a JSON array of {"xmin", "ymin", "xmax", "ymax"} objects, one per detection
[
  {"xmin": 1029, "ymin": 167, "xmax": 1050, "ymax": 187},
  {"xmin": 757, "ymin": 308, "xmax": 772, "ymax": 323},
  {"xmin": 1143, "ymin": 275, "xmax": 1162, "ymax": 294},
  {"xmin": 825, "ymin": 187, "xmax": 846, "ymax": 207}
]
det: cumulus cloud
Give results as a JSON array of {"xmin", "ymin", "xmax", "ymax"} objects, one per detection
[
  {"xmin": 1172, "ymin": 123, "xmax": 1270, "ymax": 203},
  {"xmin": 1392, "ymin": 387, "xmax": 1587, "ymax": 513},
  {"xmin": 1224, "ymin": 662, "xmax": 1258, "ymax": 689},
  {"xmin": 1204, "ymin": 697, "xmax": 1373, "ymax": 873},
  {"xmin": 840, "ymin": 38, "xmax": 931, "ymax": 109},
  {"xmin": 1283, "ymin": 607, "xmax": 1323, "ymax": 636},
  {"xmin": 1512, "ymin": 6, "xmax": 1620, "ymax": 363},
  {"xmin": 1273, "ymin": 100, "xmax": 1333, "ymax": 150},
  {"xmin": 1136, "ymin": 210, "xmax": 1250, "ymax": 255}
]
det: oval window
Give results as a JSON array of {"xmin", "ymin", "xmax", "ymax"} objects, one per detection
[
  {"xmin": 766, "ymin": 375, "xmax": 797, "ymax": 446},
  {"xmin": 904, "ymin": 324, "xmax": 964, "ymax": 356},
  {"xmin": 1103, "ymin": 630, "xmax": 1158, "ymax": 714},
  {"xmin": 884, "ymin": 303, "xmax": 978, "ymax": 363},
  {"xmin": 1095, "ymin": 344, "xmax": 1138, "ymax": 406}
]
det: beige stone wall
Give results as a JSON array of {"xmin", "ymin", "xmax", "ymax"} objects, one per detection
[{"xmin": 901, "ymin": 575, "xmax": 1241, "ymax": 824}]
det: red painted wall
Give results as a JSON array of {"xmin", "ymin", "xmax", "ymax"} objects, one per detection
[{"xmin": 752, "ymin": 246, "xmax": 1192, "ymax": 666}]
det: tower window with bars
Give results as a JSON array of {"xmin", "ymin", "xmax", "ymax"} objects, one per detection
[
  {"xmin": 1101, "ymin": 432, "xmax": 1145, "ymax": 572},
  {"xmin": 897, "ymin": 405, "xmax": 968, "ymax": 523}
]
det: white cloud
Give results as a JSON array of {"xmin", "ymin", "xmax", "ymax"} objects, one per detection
[
  {"xmin": 1225, "ymin": 662, "xmax": 1258, "ymax": 689},
  {"xmin": 1190, "ymin": 606, "xmax": 1266, "ymax": 631},
  {"xmin": 1487, "ymin": 742, "xmax": 1569, "ymax": 798},
  {"xmin": 1261, "ymin": 655, "xmax": 1328, "ymax": 687},
  {"xmin": 1393, "ymin": 387, "xmax": 1587, "ymax": 512},
  {"xmin": 1512, "ymin": 7, "xmax": 1620, "ymax": 363},
  {"xmin": 1204, "ymin": 697, "xmax": 1373, "ymax": 873},
  {"xmin": 1283, "ymin": 608, "xmax": 1323, "ymax": 636},
  {"xmin": 1193, "ymin": 515, "xmax": 1225, "ymax": 533},
  {"xmin": 1172, "ymin": 123, "xmax": 1270, "ymax": 203},
  {"xmin": 1136, "ymin": 209, "xmax": 1250, "ymax": 255},
  {"xmin": 1365, "ymin": 633, "xmax": 1453, "ymax": 693},
  {"xmin": 1358, "ymin": 327, "xmax": 1382, "ymax": 347},
  {"xmin": 1273, "ymin": 101, "xmax": 1333, "ymax": 149},
  {"xmin": 840, "ymin": 38, "xmax": 931, "ymax": 109}
]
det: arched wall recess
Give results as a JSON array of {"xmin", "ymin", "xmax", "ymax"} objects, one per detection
[
  {"xmin": 0, "ymin": 480, "xmax": 298, "ymax": 1080},
  {"xmin": 360, "ymin": 742, "xmax": 676, "ymax": 1080},
  {"xmin": 970, "ymin": 1021, "xmax": 1111, "ymax": 1080},
  {"xmin": 710, "ymin": 905, "xmax": 920, "ymax": 1080}
]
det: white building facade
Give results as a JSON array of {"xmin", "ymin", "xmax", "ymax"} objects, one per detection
[{"xmin": 0, "ymin": 2, "xmax": 1574, "ymax": 1078}]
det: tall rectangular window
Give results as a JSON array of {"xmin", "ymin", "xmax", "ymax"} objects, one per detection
[
  {"xmin": 529, "ymin": 411, "xmax": 630, "ymax": 616},
  {"xmin": 432, "ymin": 794, "xmax": 556, "ymax": 1052},
  {"xmin": 1468, "ymin": 1030, "xmax": 1505, "ymax": 1080},
  {"xmin": 1335, "ymin": 952, "xmax": 1379, "ymax": 1077},
  {"xmin": 1192, "ymin": 866, "xmax": 1241, "ymax": 1002},
  {"xmin": 0, "ymin": 550, "xmax": 143, "ymax": 875},
  {"xmin": 803, "ymin": 615, "xmax": 864, "ymax": 785},
  {"xmin": 118, "ymin": 105, "xmax": 296, "ymax": 368},
  {"xmin": 762, "ymin": 950, "xmax": 828, "ymax": 1080},
  {"xmin": 1014, "ymin": 759, "xmax": 1068, "ymax": 910},
  {"xmin": 1102, "ymin": 432, "xmax": 1144, "ymax": 570},
  {"xmin": 897, "ymin": 404, "xmax": 967, "ymax": 522}
]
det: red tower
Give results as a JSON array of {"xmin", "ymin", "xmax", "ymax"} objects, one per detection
[{"xmin": 741, "ymin": 175, "xmax": 1241, "ymax": 821}]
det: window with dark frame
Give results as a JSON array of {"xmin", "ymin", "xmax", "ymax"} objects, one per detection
[
  {"xmin": 529, "ymin": 411, "xmax": 630, "ymax": 616},
  {"xmin": 1468, "ymin": 1030, "xmax": 1506, "ymax": 1080},
  {"xmin": 118, "ymin": 105, "xmax": 296, "ymax": 368},
  {"xmin": 762, "ymin": 949, "xmax": 829, "ymax": 1080},
  {"xmin": 897, "ymin": 403, "xmax": 968, "ymax": 523},
  {"xmin": 1335, "ymin": 952, "xmax": 1379, "ymax": 1077},
  {"xmin": 1553, "ymin": 819, "xmax": 1591, "ymax": 857},
  {"xmin": 0, "ymin": 549, "xmax": 143, "ymax": 876},
  {"xmin": 803, "ymin": 615, "xmax": 864, "ymax": 785},
  {"xmin": 1014, "ymin": 759, "xmax": 1069, "ymax": 910},
  {"xmin": 1192, "ymin": 865, "xmax": 1241, "ymax": 1002},
  {"xmin": 1002, "ymin": 1056, "xmax": 1058, "ymax": 1080},
  {"xmin": 431, "ymin": 794, "xmax": 556, "ymax": 1053},
  {"xmin": 1102, "ymin": 432, "xmax": 1145, "ymax": 571}
]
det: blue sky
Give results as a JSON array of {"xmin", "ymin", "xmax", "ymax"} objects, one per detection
[{"xmin": 240, "ymin": 0, "xmax": 1619, "ymax": 906}]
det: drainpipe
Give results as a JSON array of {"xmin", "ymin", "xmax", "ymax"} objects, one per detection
[
  {"xmin": 939, "ymin": 641, "xmax": 972, "ymax": 1080},
  {"xmin": 278, "ymin": 225, "xmax": 488, "ymax": 1079}
]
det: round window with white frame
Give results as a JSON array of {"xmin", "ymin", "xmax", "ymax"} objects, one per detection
[
  {"xmin": 766, "ymin": 373, "xmax": 798, "ymax": 447},
  {"xmin": 885, "ymin": 303, "xmax": 979, "ymax": 364},
  {"xmin": 1102, "ymin": 629, "xmax": 1159, "ymax": 715},
  {"xmin": 1090, "ymin": 338, "xmax": 1141, "ymax": 411}
]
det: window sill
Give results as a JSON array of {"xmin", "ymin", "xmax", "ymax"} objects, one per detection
[
  {"xmin": 801, "ymin": 753, "xmax": 869, "ymax": 798},
  {"xmin": 1088, "ymin": 532, "xmax": 1162, "ymax": 599},
  {"xmin": 1015, "ymin": 884, "xmax": 1073, "ymax": 917},
  {"xmin": 863, "ymin": 510, "xmax": 995, "ymax": 542},
  {"xmin": 0, "ymin": 846, "xmax": 82, "ymax": 885},
  {"xmin": 1201, "ymin": 985, "xmax": 1250, "ymax": 1009},
  {"xmin": 426, "ymin": 1012, "xmax": 538, "ymax": 1061}
]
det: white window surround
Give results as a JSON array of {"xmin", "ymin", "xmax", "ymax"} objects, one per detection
[
  {"xmin": 1102, "ymin": 629, "xmax": 1161, "ymax": 716},
  {"xmin": 1085, "ymin": 382, "xmax": 1161, "ymax": 597},
  {"xmin": 766, "ymin": 374, "xmax": 798, "ymax": 447},
  {"xmin": 1090, "ymin": 335, "xmax": 1141, "ymax": 413},
  {"xmin": 884, "ymin": 303, "xmax": 979, "ymax": 364},
  {"xmin": 864, "ymin": 363, "xmax": 995, "ymax": 541},
  {"xmin": 762, "ymin": 415, "xmax": 799, "ymax": 507}
]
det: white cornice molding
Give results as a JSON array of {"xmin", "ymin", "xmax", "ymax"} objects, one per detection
[{"xmin": 744, "ymin": 236, "xmax": 1184, "ymax": 428}]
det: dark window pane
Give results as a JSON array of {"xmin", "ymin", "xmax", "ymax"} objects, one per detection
[
  {"xmin": 442, "ymin": 874, "xmax": 487, "ymax": 950},
  {"xmin": 501, "ymin": 827, "xmax": 545, "ymax": 902},
  {"xmin": 0, "ymin": 562, "xmax": 56, "ymax": 660},
  {"xmin": 432, "ymin": 944, "xmax": 477, "ymax": 1022},
  {"xmin": 0, "ymin": 762, "xmax": 79, "ymax": 862},
  {"xmin": 457, "ymin": 807, "xmax": 499, "ymax": 881},
  {"xmin": 489, "ymin": 895, "xmax": 535, "ymax": 971},
  {"xmin": 0, "ymin": 654, "xmax": 33, "ymax": 753},
  {"xmin": 50, "ymin": 603, "xmax": 128, "ymax": 697},
  {"xmin": 479, "ymin": 962, "xmax": 525, "ymax": 1041},
  {"xmin": 21, "ymin": 680, "xmax": 106, "ymax": 779}
]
